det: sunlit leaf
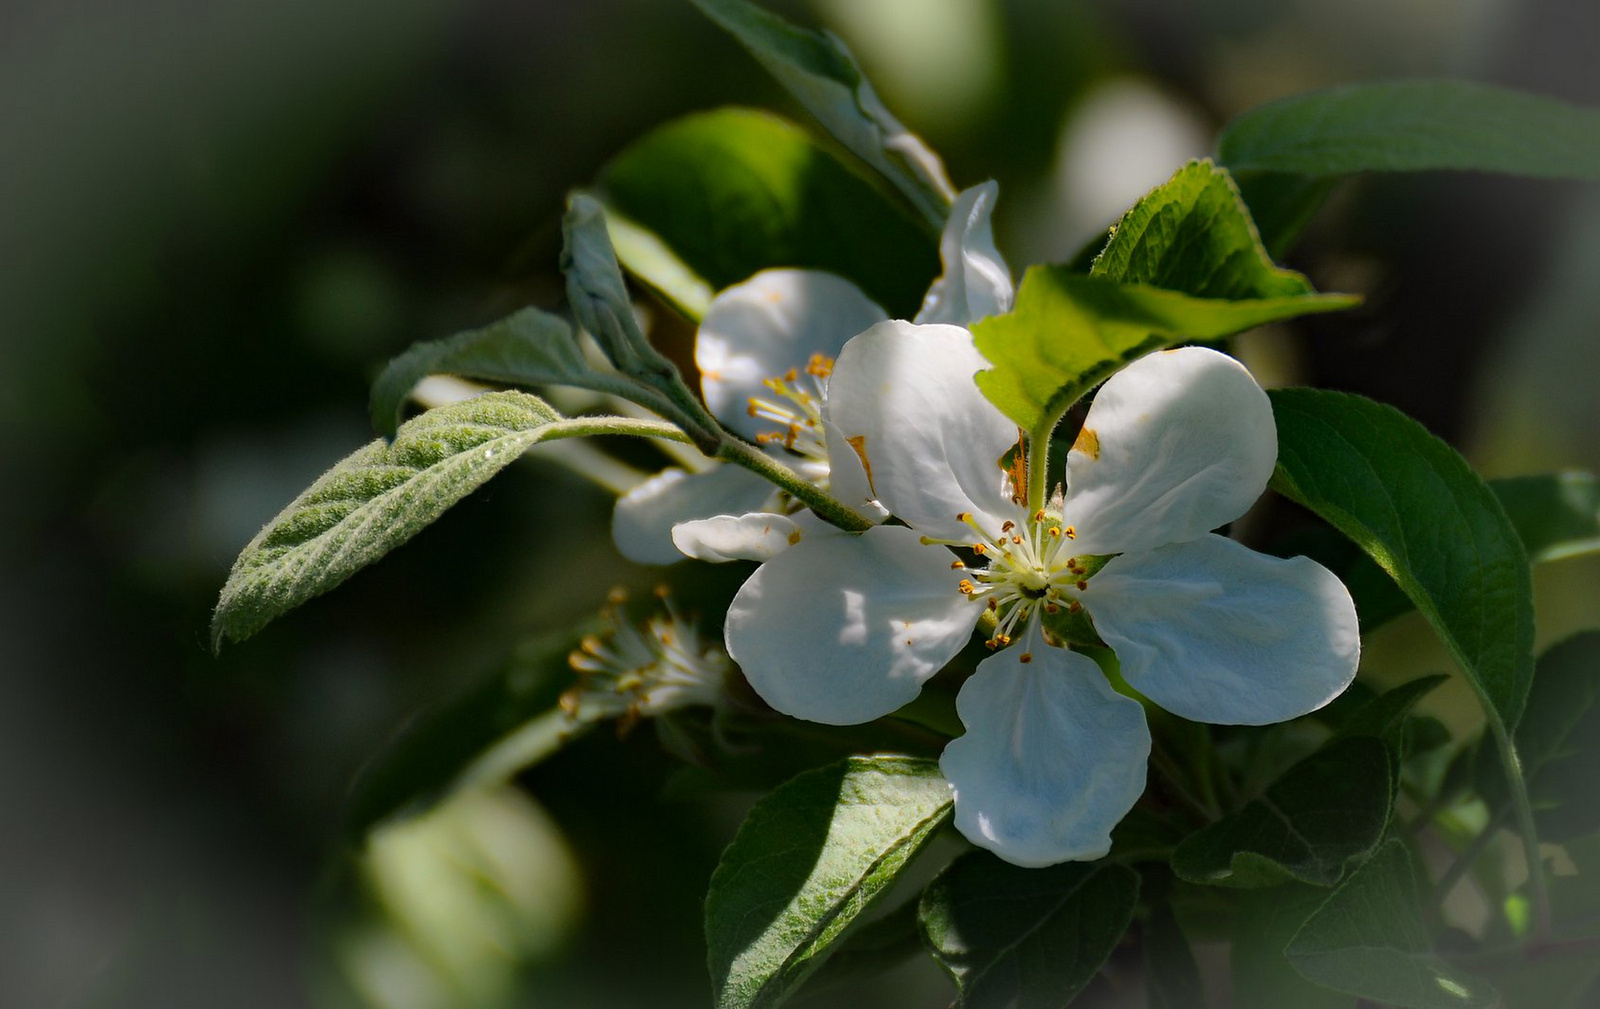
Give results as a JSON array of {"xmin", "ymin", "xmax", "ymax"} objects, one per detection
[
  {"xmin": 1172, "ymin": 736, "xmax": 1391, "ymax": 888},
  {"xmin": 1089, "ymin": 161, "xmax": 1318, "ymax": 300},
  {"xmin": 918, "ymin": 853, "xmax": 1138, "ymax": 1009},
  {"xmin": 688, "ymin": 0, "xmax": 955, "ymax": 228},
  {"xmin": 705, "ymin": 756, "xmax": 952, "ymax": 1009},
  {"xmin": 1286, "ymin": 840, "xmax": 1497, "ymax": 1007},
  {"xmin": 977, "ymin": 162, "xmax": 1355, "ymax": 435},
  {"xmin": 973, "ymin": 267, "xmax": 1354, "ymax": 434},
  {"xmin": 599, "ymin": 107, "xmax": 938, "ymax": 317},
  {"xmin": 213, "ymin": 393, "xmax": 682, "ymax": 649}
]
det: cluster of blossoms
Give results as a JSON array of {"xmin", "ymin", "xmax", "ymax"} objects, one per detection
[{"xmin": 612, "ymin": 184, "xmax": 1360, "ymax": 867}]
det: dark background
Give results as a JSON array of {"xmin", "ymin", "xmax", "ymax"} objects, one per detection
[{"xmin": 3, "ymin": 0, "xmax": 1598, "ymax": 1005}]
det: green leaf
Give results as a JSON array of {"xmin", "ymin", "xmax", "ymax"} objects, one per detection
[
  {"xmin": 599, "ymin": 107, "xmax": 939, "ymax": 317},
  {"xmin": 1329, "ymin": 675, "xmax": 1449, "ymax": 756},
  {"xmin": 1230, "ymin": 885, "xmax": 1355, "ymax": 1009},
  {"xmin": 1316, "ymin": 472, "xmax": 1600, "ymax": 633},
  {"xmin": 368, "ymin": 307, "xmax": 598, "ymax": 438},
  {"xmin": 1494, "ymin": 472, "xmax": 1600, "ymax": 564},
  {"xmin": 212, "ymin": 394, "xmax": 686, "ymax": 649},
  {"xmin": 1268, "ymin": 389, "xmax": 1536, "ymax": 730},
  {"xmin": 972, "ymin": 267, "xmax": 1355, "ymax": 433},
  {"xmin": 1172, "ymin": 736, "xmax": 1391, "ymax": 889},
  {"xmin": 342, "ymin": 626, "xmax": 590, "ymax": 838},
  {"xmin": 705, "ymin": 756, "xmax": 952, "ymax": 1009},
  {"xmin": 687, "ymin": 0, "xmax": 954, "ymax": 228},
  {"xmin": 788, "ymin": 898, "xmax": 925, "ymax": 1006},
  {"xmin": 1504, "ymin": 632, "xmax": 1600, "ymax": 841},
  {"xmin": 1286, "ymin": 839, "xmax": 1498, "ymax": 1007},
  {"xmin": 1089, "ymin": 161, "xmax": 1319, "ymax": 300},
  {"xmin": 1218, "ymin": 80, "xmax": 1600, "ymax": 180},
  {"xmin": 918, "ymin": 853, "xmax": 1138, "ymax": 1009}
]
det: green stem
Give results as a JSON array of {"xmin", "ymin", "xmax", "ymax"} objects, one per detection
[
  {"xmin": 716, "ymin": 438, "xmax": 873, "ymax": 533},
  {"xmin": 1488, "ymin": 716, "xmax": 1552, "ymax": 939},
  {"xmin": 1027, "ymin": 419, "xmax": 1053, "ymax": 514},
  {"xmin": 542, "ymin": 415, "xmax": 694, "ymax": 445},
  {"xmin": 456, "ymin": 709, "xmax": 593, "ymax": 792},
  {"xmin": 1433, "ymin": 808, "xmax": 1507, "ymax": 905}
]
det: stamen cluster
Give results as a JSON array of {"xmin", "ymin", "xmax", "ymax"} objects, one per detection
[
  {"xmin": 564, "ymin": 587, "xmax": 729, "ymax": 730},
  {"xmin": 944, "ymin": 509, "xmax": 1092, "ymax": 653},
  {"xmin": 745, "ymin": 352, "xmax": 834, "ymax": 463}
]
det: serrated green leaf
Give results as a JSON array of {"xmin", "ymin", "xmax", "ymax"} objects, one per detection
[
  {"xmin": 1268, "ymin": 389, "xmax": 1536, "ymax": 730},
  {"xmin": 341, "ymin": 626, "xmax": 593, "ymax": 839},
  {"xmin": 1172, "ymin": 737, "xmax": 1391, "ymax": 889},
  {"xmin": 1218, "ymin": 80, "xmax": 1600, "ymax": 180},
  {"xmin": 599, "ymin": 107, "xmax": 938, "ymax": 317},
  {"xmin": 367, "ymin": 307, "xmax": 599, "ymax": 438},
  {"xmin": 918, "ymin": 853, "xmax": 1138, "ymax": 1009},
  {"xmin": 212, "ymin": 394, "xmax": 684, "ymax": 649},
  {"xmin": 687, "ymin": 0, "xmax": 954, "ymax": 228},
  {"xmin": 705, "ymin": 756, "xmax": 952, "ymax": 1009},
  {"xmin": 972, "ymin": 267, "xmax": 1355, "ymax": 433},
  {"xmin": 1286, "ymin": 840, "xmax": 1497, "ymax": 1007},
  {"xmin": 1089, "ymin": 161, "xmax": 1317, "ymax": 300},
  {"xmin": 1230, "ymin": 885, "xmax": 1355, "ymax": 1009}
]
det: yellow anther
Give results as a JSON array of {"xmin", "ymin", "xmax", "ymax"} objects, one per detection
[
  {"xmin": 1001, "ymin": 520, "xmax": 1015, "ymax": 533},
  {"xmin": 1048, "ymin": 526, "xmax": 1061, "ymax": 538},
  {"xmin": 950, "ymin": 560, "xmax": 965, "ymax": 570},
  {"xmin": 1019, "ymin": 653, "xmax": 1033, "ymax": 664},
  {"xmin": 1065, "ymin": 526, "xmax": 1076, "ymax": 539},
  {"xmin": 1068, "ymin": 601, "xmax": 1082, "ymax": 614},
  {"xmin": 973, "ymin": 543, "xmax": 987, "ymax": 556},
  {"xmin": 1011, "ymin": 535, "xmax": 1023, "ymax": 544},
  {"xmin": 1033, "ymin": 509, "xmax": 1046, "ymax": 522},
  {"xmin": 1076, "ymin": 580, "xmax": 1088, "ymax": 591},
  {"xmin": 956, "ymin": 511, "xmax": 971, "ymax": 522},
  {"xmin": 1045, "ymin": 603, "xmax": 1060, "ymax": 614},
  {"xmin": 805, "ymin": 352, "xmax": 835, "ymax": 378}
]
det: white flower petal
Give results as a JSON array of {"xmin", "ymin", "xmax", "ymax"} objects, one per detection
[
  {"xmin": 672, "ymin": 510, "xmax": 846, "ymax": 563},
  {"xmin": 1086, "ymin": 534, "xmax": 1360, "ymax": 725},
  {"xmin": 1062, "ymin": 347, "xmax": 1277, "ymax": 556},
  {"xmin": 726, "ymin": 525, "xmax": 980, "ymax": 725},
  {"xmin": 941, "ymin": 643, "xmax": 1151, "ymax": 867},
  {"xmin": 825, "ymin": 321, "xmax": 1021, "ymax": 541},
  {"xmin": 915, "ymin": 181, "xmax": 1015, "ymax": 326},
  {"xmin": 696, "ymin": 269, "xmax": 887, "ymax": 440},
  {"xmin": 612, "ymin": 465, "xmax": 777, "ymax": 565}
]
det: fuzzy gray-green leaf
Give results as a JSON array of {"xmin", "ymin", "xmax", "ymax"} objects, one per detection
[{"xmin": 213, "ymin": 391, "xmax": 564, "ymax": 649}]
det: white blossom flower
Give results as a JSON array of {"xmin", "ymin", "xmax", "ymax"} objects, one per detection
[
  {"xmin": 612, "ymin": 183, "xmax": 1013, "ymax": 564},
  {"xmin": 725, "ymin": 327, "xmax": 1360, "ymax": 867}
]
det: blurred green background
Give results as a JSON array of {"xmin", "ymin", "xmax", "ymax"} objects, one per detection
[{"xmin": 3, "ymin": 0, "xmax": 1598, "ymax": 1005}]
